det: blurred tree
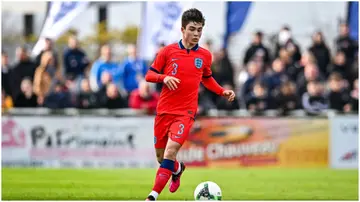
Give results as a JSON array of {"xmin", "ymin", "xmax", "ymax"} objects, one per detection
[
  {"xmin": 56, "ymin": 28, "xmax": 78, "ymax": 45},
  {"xmin": 119, "ymin": 25, "xmax": 139, "ymax": 45}
]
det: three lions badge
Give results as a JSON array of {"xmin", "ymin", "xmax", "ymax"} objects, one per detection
[{"xmin": 194, "ymin": 58, "xmax": 203, "ymax": 69}]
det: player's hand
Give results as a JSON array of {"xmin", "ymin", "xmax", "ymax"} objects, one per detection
[
  {"xmin": 223, "ymin": 90, "xmax": 235, "ymax": 102},
  {"xmin": 163, "ymin": 76, "xmax": 181, "ymax": 90}
]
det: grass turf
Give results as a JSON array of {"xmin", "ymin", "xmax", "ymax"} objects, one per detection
[{"xmin": 1, "ymin": 168, "xmax": 358, "ymax": 200}]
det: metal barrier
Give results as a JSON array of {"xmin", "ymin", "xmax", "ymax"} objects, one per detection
[{"xmin": 3, "ymin": 107, "xmax": 355, "ymax": 117}]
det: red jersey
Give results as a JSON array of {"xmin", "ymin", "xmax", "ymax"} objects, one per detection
[{"xmin": 149, "ymin": 40, "xmax": 222, "ymax": 118}]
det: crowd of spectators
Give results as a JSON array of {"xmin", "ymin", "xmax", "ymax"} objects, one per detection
[{"xmin": 2, "ymin": 23, "xmax": 358, "ymax": 116}]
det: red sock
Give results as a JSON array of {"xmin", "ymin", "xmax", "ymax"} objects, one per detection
[
  {"xmin": 173, "ymin": 160, "xmax": 180, "ymax": 173},
  {"xmin": 152, "ymin": 167, "xmax": 172, "ymax": 194}
]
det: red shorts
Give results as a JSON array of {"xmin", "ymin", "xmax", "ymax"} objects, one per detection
[{"xmin": 154, "ymin": 114, "xmax": 194, "ymax": 149}]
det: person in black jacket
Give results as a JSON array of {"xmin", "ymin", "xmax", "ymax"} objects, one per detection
[
  {"xmin": 9, "ymin": 46, "xmax": 37, "ymax": 100},
  {"xmin": 2, "ymin": 51, "xmax": 11, "ymax": 96},
  {"xmin": 327, "ymin": 72, "xmax": 351, "ymax": 113},
  {"xmin": 245, "ymin": 80, "xmax": 274, "ymax": 113},
  {"xmin": 243, "ymin": 31, "xmax": 271, "ymax": 69},
  {"xmin": 335, "ymin": 23, "xmax": 358, "ymax": 66},
  {"xmin": 350, "ymin": 78, "xmax": 358, "ymax": 112},
  {"xmin": 13, "ymin": 78, "xmax": 38, "ymax": 108},
  {"xmin": 275, "ymin": 81, "xmax": 300, "ymax": 116},
  {"xmin": 212, "ymin": 48, "xmax": 235, "ymax": 87},
  {"xmin": 63, "ymin": 36, "xmax": 90, "ymax": 80},
  {"xmin": 77, "ymin": 78, "xmax": 98, "ymax": 109},
  {"xmin": 101, "ymin": 83, "xmax": 127, "ymax": 109},
  {"xmin": 275, "ymin": 26, "xmax": 302, "ymax": 63},
  {"xmin": 308, "ymin": 31, "xmax": 331, "ymax": 77}
]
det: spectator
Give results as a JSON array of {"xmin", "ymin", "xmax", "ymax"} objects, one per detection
[
  {"xmin": 267, "ymin": 58, "xmax": 290, "ymax": 93},
  {"xmin": 77, "ymin": 78, "xmax": 98, "ymax": 109},
  {"xmin": 9, "ymin": 46, "xmax": 37, "ymax": 100},
  {"xmin": 216, "ymin": 84, "xmax": 240, "ymax": 111},
  {"xmin": 202, "ymin": 39, "xmax": 213, "ymax": 52},
  {"xmin": 129, "ymin": 80, "xmax": 159, "ymax": 114},
  {"xmin": 63, "ymin": 36, "xmax": 89, "ymax": 80},
  {"xmin": 198, "ymin": 84, "xmax": 216, "ymax": 116},
  {"xmin": 301, "ymin": 80, "xmax": 328, "ymax": 115},
  {"xmin": 2, "ymin": 51, "xmax": 11, "ymax": 96},
  {"xmin": 275, "ymin": 26, "xmax": 302, "ymax": 63},
  {"xmin": 120, "ymin": 44, "xmax": 148, "ymax": 94},
  {"xmin": 243, "ymin": 31, "xmax": 271, "ymax": 68},
  {"xmin": 350, "ymin": 78, "xmax": 358, "ymax": 112},
  {"xmin": 328, "ymin": 51, "xmax": 350, "ymax": 81},
  {"xmin": 33, "ymin": 51, "xmax": 59, "ymax": 100},
  {"xmin": 43, "ymin": 81, "xmax": 74, "ymax": 109},
  {"xmin": 89, "ymin": 44, "xmax": 121, "ymax": 92},
  {"xmin": 242, "ymin": 61, "xmax": 267, "ymax": 98},
  {"xmin": 335, "ymin": 23, "xmax": 358, "ymax": 66},
  {"xmin": 327, "ymin": 72, "xmax": 351, "ymax": 113},
  {"xmin": 14, "ymin": 78, "xmax": 38, "ymax": 108},
  {"xmin": 101, "ymin": 83, "xmax": 127, "ymax": 109},
  {"xmin": 2, "ymin": 89, "xmax": 13, "ymax": 111},
  {"xmin": 308, "ymin": 31, "xmax": 331, "ymax": 76},
  {"xmin": 275, "ymin": 81, "xmax": 300, "ymax": 115},
  {"xmin": 245, "ymin": 81, "xmax": 274, "ymax": 113},
  {"xmin": 296, "ymin": 63, "xmax": 324, "ymax": 96},
  {"xmin": 287, "ymin": 51, "xmax": 316, "ymax": 81},
  {"xmin": 35, "ymin": 38, "xmax": 58, "ymax": 67},
  {"xmin": 212, "ymin": 48, "xmax": 235, "ymax": 87}
]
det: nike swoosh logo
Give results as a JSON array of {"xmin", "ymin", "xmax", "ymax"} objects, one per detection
[{"xmin": 174, "ymin": 135, "xmax": 181, "ymax": 138}]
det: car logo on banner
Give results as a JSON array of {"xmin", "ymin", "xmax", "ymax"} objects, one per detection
[{"xmin": 341, "ymin": 150, "xmax": 358, "ymax": 161}]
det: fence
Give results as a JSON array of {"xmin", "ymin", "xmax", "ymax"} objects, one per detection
[{"xmin": 2, "ymin": 109, "xmax": 358, "ymax": 169}]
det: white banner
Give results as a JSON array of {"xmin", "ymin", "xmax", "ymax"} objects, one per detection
[
  {"xmin": 138, "ymin": 1, "xmax": 194, "ymax": 61},
  {"xmin": 31, "ymin": 1, "xmax": 90, "ymax": 56},
  {"xmin": 2, "ymin": 116, "xmax": 157, "ymax": 168},
  {"xmin": 330, "ymin": 115, "xmax": 358, "ymax": 169}
]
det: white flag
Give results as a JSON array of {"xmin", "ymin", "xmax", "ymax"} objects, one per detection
[
  {"xmin": 31, "ymin": 1, "xmax": 90, "ymax": 56},
  {"xmin": 138, "ymin": 1, "xmax": 194, "ymax": 61}
]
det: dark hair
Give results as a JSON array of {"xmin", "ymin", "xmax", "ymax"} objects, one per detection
[
  {"xmin": 255, "ymin": 31, "xmax": 263, "ymax": 38},
  {"xmin": 181, "ymin": 8, "xmax": 205, "ymax": 28},
  {"xmin": 328, "ymin": 72, "xmax": 343, "ymax": 81},
  {"xmin": 254, "ymin": 79, "xmax": 267, "ymax": 89},
  {"xmin": 282, "ymin": 25, "xmax": 291, "ymax": 31}
]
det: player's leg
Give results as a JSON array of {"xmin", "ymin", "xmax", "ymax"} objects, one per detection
[
  {"xmin": 147, "ymin": 116, "xmax": 192, "ymax": 200},
  {"xmin": 168, "ymin": 117, "xmax": 194, "ymax": 193},
  {"xmin": 146, "ymin": 115, "xmax": 171, "ymax": 201}
]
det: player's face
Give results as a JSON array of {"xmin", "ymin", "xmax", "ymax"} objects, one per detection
[{"xmin": 182, "ymin": 22, "xmax": 203, "ymax": 45}]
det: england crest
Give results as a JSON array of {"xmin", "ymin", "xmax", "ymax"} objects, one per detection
[{"xmin": 194, "ymin": 58, "xmax": 203, "ymax": 69}]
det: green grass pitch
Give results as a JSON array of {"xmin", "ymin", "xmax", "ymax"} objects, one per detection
[{"xmin": 2, "ymin": 168, "xmax": 358, "ymax": 200}]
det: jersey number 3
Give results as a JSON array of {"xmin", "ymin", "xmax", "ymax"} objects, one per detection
[{"xmin": 172, "ymin": 63, "xmax": 178, "ymax": 75}]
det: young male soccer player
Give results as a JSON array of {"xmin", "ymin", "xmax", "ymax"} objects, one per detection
[{"xmin": 144, "ymin": 8, "xmax": 236, "ymax": 200}]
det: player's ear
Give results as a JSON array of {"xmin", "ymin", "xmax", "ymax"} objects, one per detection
[{"xmin": 181, "ymin": 27, "xmax": 185, "ymax": 34}]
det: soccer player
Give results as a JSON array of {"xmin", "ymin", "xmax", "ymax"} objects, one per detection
[{"xmin": 144, "ymin": 8, "xmax": 235, "ymax": 201}]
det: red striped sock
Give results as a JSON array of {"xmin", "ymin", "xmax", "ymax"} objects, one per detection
[
  {"xmin": 173, "ymin": 160, "xmax": 180, "ymax": 174},
  {"xmin": 152, "ymin": 167, "xmax": 172, "ymax": 194}
]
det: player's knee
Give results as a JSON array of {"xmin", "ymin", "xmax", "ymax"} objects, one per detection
[{"xmin": 164, "ymin": 147, "xmax": 178, "ymax": 160}]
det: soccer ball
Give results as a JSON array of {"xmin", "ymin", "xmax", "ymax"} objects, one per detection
[{"xmin": 194, "ymin": 181, "xmax": 222, "ymax": 200}]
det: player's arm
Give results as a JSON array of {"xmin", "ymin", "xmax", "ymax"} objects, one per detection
[
  {"xmin": 201, "ymin": 53, "xmax": 235, "ymax": 102},
  {"xmin": 145, "ymin": 48, "xmax": 180, "ymax": 90}
]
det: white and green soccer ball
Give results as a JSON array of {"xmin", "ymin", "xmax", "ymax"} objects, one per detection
[{"xmin": 194, "ymin": 181, "xmax": 222, "ymax": 200}]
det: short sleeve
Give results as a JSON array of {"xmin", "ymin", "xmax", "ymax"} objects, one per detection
[
  {"xmin": 150, "ymin": 47, "xmax": 167, "ymax": 73},
  {"xmin": 202, "ymin": 52, "xmax": 213, "ymax": 78}
]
